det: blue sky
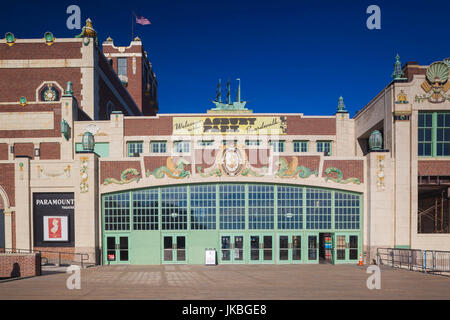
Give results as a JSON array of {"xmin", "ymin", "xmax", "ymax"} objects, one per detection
[{"xmin": 2, "ymin": 0, "xmax": 450, "ymax": 115}]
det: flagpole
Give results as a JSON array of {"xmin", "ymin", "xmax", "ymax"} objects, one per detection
[{"xmin": 131, "ymin": 12, "xmax": 134, "ymax": 41}]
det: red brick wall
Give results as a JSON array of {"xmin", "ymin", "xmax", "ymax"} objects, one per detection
[
  {"xmin": 100, "ymin": 161, "xmax": 141, "ymax": 183},
  {"xmin": 14, "ymin": 143, "xmax": 34, "ymax": 159},
  {"xmin": 286, "ymin": 116, "xmax": 336, "ymax": 135},
  {"xmin": 0, "ymin": 143, "xmax": 8, "ymax": 160},
  {"xmin": 418, "ymin": 161, "xmax": 450, "ymax": 176},
  {"xmin": 39, "ymin": 142, "xmax": 60, "ymax": 160},
  {"xmin": 322, "ymin": 160, "xmax": 364, "ymax": 183},
  {"xmin": 0, "ymin": 253, "xmax": 41, "ymax": 278},
  {"xmin": 11, "ymin": 211, "xmax": 16, "ymax": 250},
  {"xmin": 0, "ymin": 104, "xmax": 61, "ymax": 139},
  {"xmin": 125, "ymin": 117, "xmax": 173, "ymax": 136},
  {"xmin": 0, "ymin": 164, "xmax": 15, "ymax": 206},
  {"xmin": 0, "ymin": 68, "xmax": 82, "ymax": 107},
  {"xmin": 0, "ymin": 42, "xmax": 82, "ymax": 60},
  {"xmin": 33, "ymin": 247, "xmax": 75, "ymax": 262},
  {"xmin": 97, "ymin": 50, "xmax": 141, "ymax": 116}
]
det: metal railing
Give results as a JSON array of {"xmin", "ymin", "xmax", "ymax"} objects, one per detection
[
  {"xmin": 2, "ymin": 248, "xmax": 90, "ymax": 268},
  {"xmin": 377, "ymin": 248, "xmax": 450, "ymax": 275}
]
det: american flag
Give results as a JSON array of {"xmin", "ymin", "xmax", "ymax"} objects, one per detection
[{"xmin": 135, "ymin": 14, "xmax": 151, "ymax": 25}]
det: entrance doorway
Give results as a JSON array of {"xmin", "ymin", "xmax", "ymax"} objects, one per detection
[
  {"xmin": 105, "ymin": 234, "xmax": 129, "ymax": 264},
  {"xmin": 249, "ymin": 234, "xmax": 274, "ymax": 263},
  {"xmin": 162, "ymin": 235, "xmax": 187, "ymax": 263},
  {"xmin": 319, "ymin": 233, "xmax": 333, "ymax": 264},
  {"xmin": 220, "ymin": 235, "xmax": 244, "ymax": 263}
]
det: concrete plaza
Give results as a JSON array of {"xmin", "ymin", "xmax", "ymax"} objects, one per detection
[{"xmin": 0, "ymin": 264, "xmax": 449, "ymax": 300}]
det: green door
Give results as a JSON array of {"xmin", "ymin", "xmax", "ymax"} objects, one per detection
[
  {"xmin": 305, "ymin": 233, "xmax": 319, "ymax": 264},
  {"xmin": 220, "ymin": 234, "xmax": 245, "ymax": 264},
  {"xmin": 105, "ymin": 234, "xmax": 130, "ymax": 264},
  {"xmin": 249, "ymin": 234, "xmax": 274, "ymax": 263},
  {"xmin": 162, "ymin": 235, "xmax": 187, "ymax": 264},
  {"xmin": 278, "ymin": 234, "xmax": 302, "ymax": 264},
  {"xmin": 333, "ymin": 234, "xmax": 360, "ymax": 264}
]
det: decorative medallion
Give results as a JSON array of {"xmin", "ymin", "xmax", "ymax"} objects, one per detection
[
  {"xmin": 43, "ymin": 32, "xmax": 55, "ymax": 46},
  {"xmin": 5, "ymin": 32, "xmax": 15, "ymax": 46},
  {"xmin": 415, "ymin": 61, "xmax": 450, "ymax": 103},
  {"xmin": 197, "ymin": 145, "xmax": 266, "ymax": 177},
  {"xmin": 19, "ymin": 96, "xmax": 27, "ymax": 106},
  {"xmin": 41, "ymin": 84, "xmax": 59, "ymax": 101},
  {"xmin": 220, "ymin": 146, "xmax": 244, "ymax": 176},
  {"xmin": 395, "ymin": 90, "xmax": 409, "ymax": 104}
]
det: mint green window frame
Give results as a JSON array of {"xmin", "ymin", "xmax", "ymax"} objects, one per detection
[
  {"xmin": 174, "ymin": 141, "xmax": 190, "ymax": 153},
  {"xmin": 150, "ymin": 141, "xmax": 167, "ymax": 153},
  {"xmin": 293, "ymin": 141, "xmax": 308, "ymax": 153},
  {"xmin": 198, "ymin": 140, "xmax": 214, "ymax": 146},
  {"xmin": 222, "ymin": 139, "xmax": 237, "ymax": 146},
  {"xmin": 161, "ymin": 186, "xmax": 188, "ymax": 230},
  {"xmin": 316, "ymin": 141, "xmax": 332, "ymax": 156},
  {"xmin": 127, "ymin": 141, "xmax": 143, "ymax": 157},
  {"xmin": 75, "ymin": 142, "xmax": 110, "ymax": 157},
  {"xmin": 418, "ymin": 112, "xmax": 450, "ymax": 157},
  {"xmin": 277, "ymin": 186, "xmax": 303, "ymax": 229},
  {"xmin": 270, "ymin": 140, "xmax": 285, "ymax": 152},
  {"xmin": 104, "ymin": 193, "xmax": 130, "ymax": 231},
  {"xmin": 418, "ymin": 112, "xmax": 433, "ymax": 156},
  {"xmin": 132, "ymin": 189, "xmax": 158, "ymax": 230},
  {"xmin": 190, "ymin": 184, "xmax": 216, "ymax": 230},
  {"xmin": 245, "ymin": 140, "xmax": 261, "ymax": 146},
  {"xmin": 248, "ymin": 185, "xmax": 274, "ymax": 229}
]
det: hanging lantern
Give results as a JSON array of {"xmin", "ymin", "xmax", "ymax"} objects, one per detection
[
  {"xmin": 369, "ymin": 130, "xmax": 383, "ymax": 151},
  {"xmin": 60, "ymin": 119, "xmax": 70, "ymax": 140},
  {"xmin": 82, "ymin": 132, "xmax": 95, "ymax": 152}
]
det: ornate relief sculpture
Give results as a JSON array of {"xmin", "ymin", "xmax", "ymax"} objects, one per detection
[{"xmin": 415, "ymin": 61, "xmax": 450, "ymax": 103}]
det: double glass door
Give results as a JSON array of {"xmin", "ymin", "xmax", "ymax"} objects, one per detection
[
  {"xmin": 220, "ymin": 235, "xmax": 244, "ymax": 263},
  {"xmin": 278, "ymin": 235, "xmax": 302, "ymax": 263},
  {"xmin": 250, "ymin": 235, "xmax": 274, "ymax": 263},
  {"xmin": 105, "ymin": 234, "xmax": 129, "ymax": 264},
  {"xmin": 163, "ymin": 235, "xmax": 187, "ymax": 263},
  {"xmin": 333, "ymin": 234, "xmax": 359, "ymax": 263}
]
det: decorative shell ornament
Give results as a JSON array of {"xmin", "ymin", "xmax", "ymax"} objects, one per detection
[{"xmin": 426, "ymin": 61, "xmax": 449, "ymax": 84}]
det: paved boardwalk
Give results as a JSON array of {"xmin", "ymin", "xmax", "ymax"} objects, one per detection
[{"xmin": 0, "ymin": 264, "xmax": 449, "ymax": 299}]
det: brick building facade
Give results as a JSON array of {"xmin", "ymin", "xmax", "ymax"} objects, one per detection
[{"xmin": 0, "ymin": 19, "xmax": 449, "ymax": 266}]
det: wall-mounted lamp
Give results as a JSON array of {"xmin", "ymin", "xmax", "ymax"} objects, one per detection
[{"xmin": 34, "ymin": 148, "xmax": 40, "ymax": 157}]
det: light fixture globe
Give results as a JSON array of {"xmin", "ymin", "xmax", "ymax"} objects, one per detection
[{"xmin": 82, "ymin": 131, "xmax": 95, "ymax": 152}]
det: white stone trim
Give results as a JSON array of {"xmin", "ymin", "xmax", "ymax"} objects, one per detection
[{"xmin": 0, "ymin": 59, "xmax": 85, "ymax": 68}]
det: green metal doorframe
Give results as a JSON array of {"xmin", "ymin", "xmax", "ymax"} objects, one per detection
[
  {"xmin": 161, "ymin": 233, "xmax": 188, "ymax": 264},
  {"xmin": 103, "ymin": 233, "xmax": 131, "ymax": 265}
]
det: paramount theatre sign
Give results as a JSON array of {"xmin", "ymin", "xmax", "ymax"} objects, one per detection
[{"xmin": 173, "ymin": 116, "xmax": 287, "ymax": 135}]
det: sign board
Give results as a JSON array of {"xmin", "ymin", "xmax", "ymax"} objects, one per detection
[
  {"xmin": 107, "ymin": 254, "xmax": 115, "ymax": 261},
  {"xmin": 173, "ymin": 116, "xmax": 287, "ymax": 135},
  {"xmin": 33, "ymin": 193, "xmax": 74, "ymax": 247},
  {"xmin": 205, "ymin": 249, "xmax": 216, "ymax": 265},
  {"xmin": 43, "ymin": 216, "xmax": 68, "ymax": 241}
]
